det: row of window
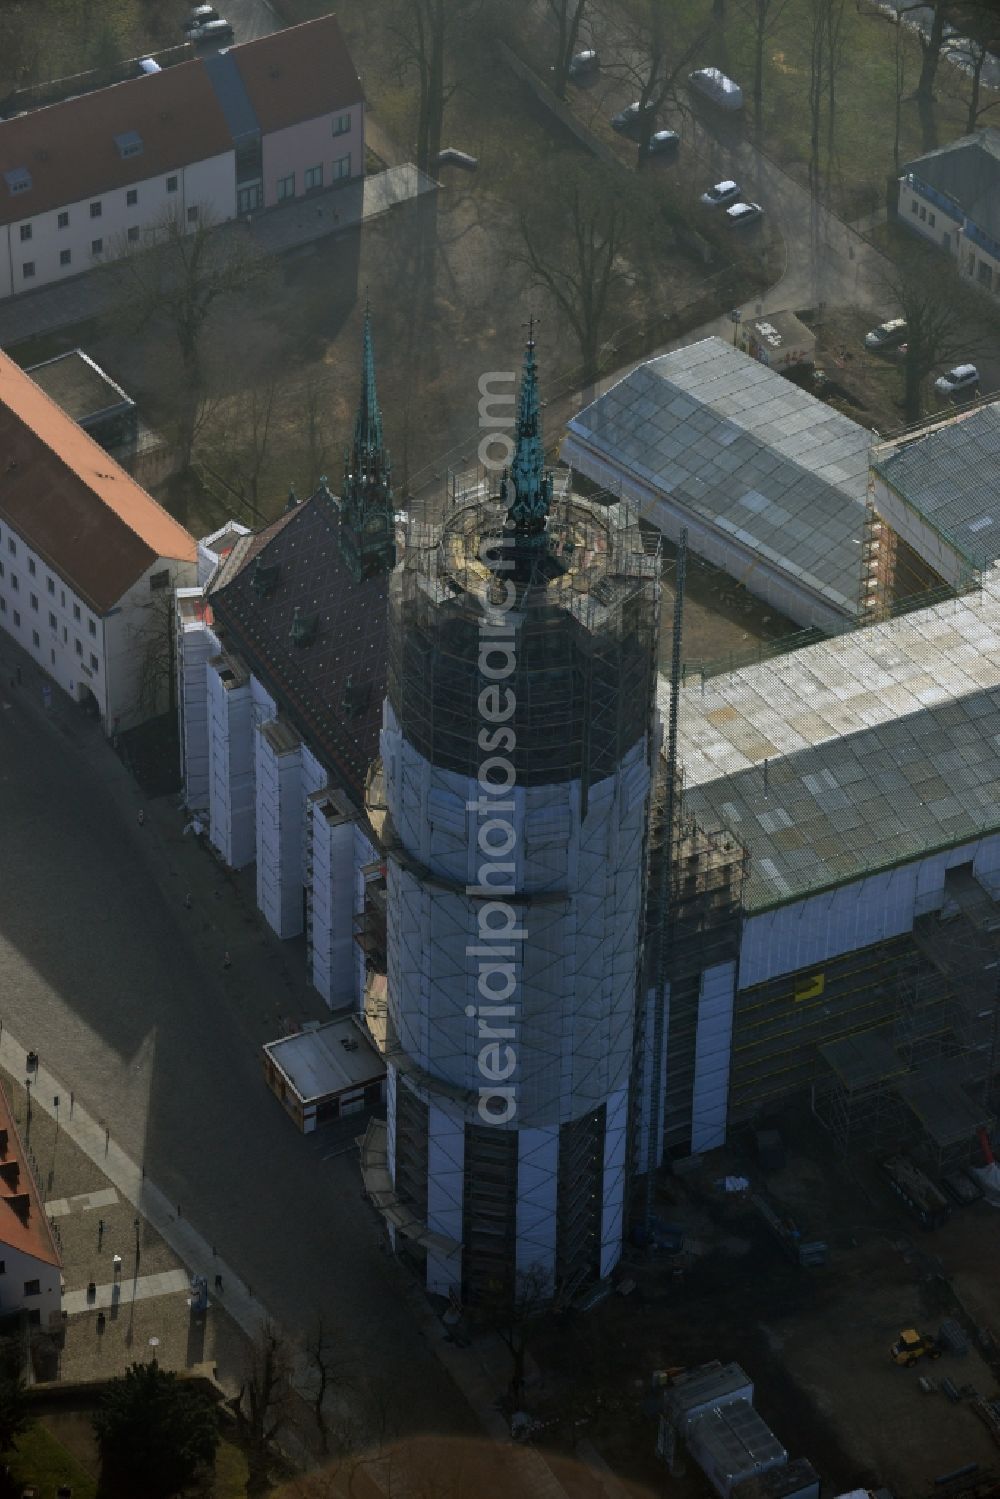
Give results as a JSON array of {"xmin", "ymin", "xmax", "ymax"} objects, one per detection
[
  {"xmin": 0, "ymin": 599, "xmax": 99, "ymax": 670},
  {"xmin": 332, "ymin": 112, "xmax": 352, "ymax": 136},
  {"xmin": 0, "ymin": 544, "xmax": 98, "ymax": 636},
  {"xmin": 22, "ymin": 206, "xmax": 200, "ymax": 278},
  {"xmin": 910, "ymin": 197, "xmax": 937, "ymax": 229},
  {"xmin": 276, "ymin": 155, "xmax": 352, "ymax": 201},
  {"xmin": 16, "ymin": 175, "xmax": 183, "ymax": 243}
]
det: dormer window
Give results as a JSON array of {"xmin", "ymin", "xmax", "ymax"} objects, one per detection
[
  {"xmin": 3, "ymin": 167, "xmax": 32, "ymax": 196},
  {"xmin": 114, "ymin": 131, "xmax": 144, "ymax": 159}
]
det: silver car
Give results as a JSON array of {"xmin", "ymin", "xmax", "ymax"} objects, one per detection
[
  {"xmin": 934, "ymin": 363, "xmax": 980, "ymax": 396},
  {"xmin": 701, "ymin": 180, "xmax": 740, "ymax": 208}
]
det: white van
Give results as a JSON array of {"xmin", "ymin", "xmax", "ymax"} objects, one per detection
[{"xmin": 688, "ymin": 67, "xmax": 744, "ymax": 112}]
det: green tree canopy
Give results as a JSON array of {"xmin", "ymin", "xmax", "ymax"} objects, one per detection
[
  {"xmin": 0, "ymin": 1373, "xmax": 31, "ymax": 1454},
  {"xmin": 93, "ymin": 1359, "xmax": 219, "ymax": 1499}
]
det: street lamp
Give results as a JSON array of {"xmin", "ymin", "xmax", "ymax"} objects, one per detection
[
  {"xmin": 731, "ymin": 307, "xmax": 742, "ymax": 348},
  {"xmin": 24, "ymin": 1077, "xmax": 32, "ymax": 1124},
  {"xmin": 134, "ymin": 1217, "xmax": 141, "ymax": 1268}
]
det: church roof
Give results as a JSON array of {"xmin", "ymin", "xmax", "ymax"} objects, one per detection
[{"xmin": 208, "ymin": 487, "xmax": 387, "ymax": 803}]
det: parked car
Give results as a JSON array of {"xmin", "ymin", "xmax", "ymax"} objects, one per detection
[
  {"xmin": 934, "ymin": 363, "xmax": 980, "ymax": 396},
  {"xmin": 182, "ymin": 5, "xmax": 219, "ymax": 31},
  {"xmin": 726, "ymin": 201, "xmax": 764, "ymax": 227},
  {"xmin": 190, "ymin": 17, "xmax": 234, "ymax": 42},
  {"xmin": 645, "ymin": 129, "xmax": 680, "ymax": 158},
  {"xmin": 137, "ymin": 56, "xmax": 161, "ymax": 75},
  {"xmin": 688, "ymin": 67, "xmax": 744, "ymax": 111},
  {"xmin": 700, "ymin": 180, "xmax": 740, "ymax": 208},
  {"xmin": 864, "ymin": 318, "xmax": 907, "ymax": 351},
  {"xmin": 611, "ymin": 101, "xmax": 654, "ymax": 135},
  {"xmin": 567, "ymin": 49, "xmax": 599, "ymax": 80}
]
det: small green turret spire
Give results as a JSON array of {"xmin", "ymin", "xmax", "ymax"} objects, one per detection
[
  {"xmin": 339, "ymin": 297, "xmax": 395, "ymax": 582},
  {"xmin": 502, "ymin": 320, "xmax": 553, "ymax": 541}
]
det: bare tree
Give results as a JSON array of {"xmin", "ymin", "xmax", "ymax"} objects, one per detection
[
  {"xmin": 389, "ymin": 0, "xmax": 479, "ymax": 173},
  {"xmin": 196, "ymin": 382, "xmax": 280, "ymax": 520},
  {"xmin": 513, "ymin": 165, "xmax": 632, "ymax": 386},
  {"xmin": 131, "ymin": 583, "xmax": 179, "ymax": 724},
  {"xmin": 913, "ymin": 0, "xmax": 954, "ymax": 107},
  {"xmin": 806, "ymin": 0, "xmax": 847, "ymax": 196},
  {"xmin": 111, "ymin": 210, "xmax": 272, "ymax": 471},
  {"xmin": 882, "ymin": 242, "xmax": 997, "ymax": 422},
  {"xmin": 301, "ymin": 375, "xmax": 336, "ymax": 495},
  {"xmin": 606, "ymin": 1, "xmax": 710, "ymax": 164},
  {"xmin": 299, "ymin": 1313, "xmax": 355, "ymax": 1456},
  {"xmin": 740, "ymin": 0, "xmax": 793, "ymax": 142},
  {"xmin": 548, "ymin": 0, "xmax": 589, "ymax": 98},
  {"xmin": 235, "ymin": 1319, "xmax": 297, "ymax": 1494},
  {"xmin": 477, "ymin": 1263, "xmax": 552, "ymax": 1407}
]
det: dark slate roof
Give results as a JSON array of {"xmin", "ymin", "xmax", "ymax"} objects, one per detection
[
  {"xmin": 201, "ymin": 52, "xmax": 260, "ymax": 143},
  {"xmin": 904, "ymin": 127, "xmax": 1000, "ymax": 242},
  {"xmin": 208, "ymin": 490, "xmax": 387, "ymax": 804}
]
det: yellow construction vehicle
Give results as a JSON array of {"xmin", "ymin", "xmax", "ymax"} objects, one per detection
[{"xmin": 890, "ymin": 1329, "xmax": 942, "ymax": 1367}]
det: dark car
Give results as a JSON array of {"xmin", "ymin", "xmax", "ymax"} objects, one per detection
[
  {"xmin": 646, "ymin": 129, "xmax": 680, "ymax": 158},
  {"xmin": 611, "ymin": 101, "xmax": 654, "ymax": 136}
]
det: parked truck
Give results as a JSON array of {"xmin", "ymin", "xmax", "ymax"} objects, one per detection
[
  {"xmin": 749, "ymin": 1191, "xmax": 829, "ymax": 1267},
  {"xmin": 880, "ymin": 1155, "xmax": 951, "ymax": 1230}
]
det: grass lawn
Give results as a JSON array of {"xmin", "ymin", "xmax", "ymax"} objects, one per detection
[
  {"xmin": 212, "ymin": 1435, "xmax": 251, "ymax": 1498},
  {"xmin": 5, "ymin": 1420, "xmax": 98, "ymax": 1499}
]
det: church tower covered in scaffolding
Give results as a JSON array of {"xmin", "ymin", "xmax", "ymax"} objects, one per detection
[{"xmin": 365, "ymin": 336, "xmax": 661, "ymax": 1302}]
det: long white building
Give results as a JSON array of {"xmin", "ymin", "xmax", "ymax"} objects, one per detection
[
  {"xmin": 0, "ymin": 347, "xmax": 196, "ymax": 730},
  {"xmin": 0, "ymin": 15, "xmax": 364, "ymax": 298}
]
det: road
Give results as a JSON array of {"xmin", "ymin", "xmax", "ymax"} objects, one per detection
[{"xmin": 0, "ymin": 644, "xmax": 477, "ymax": 1443}]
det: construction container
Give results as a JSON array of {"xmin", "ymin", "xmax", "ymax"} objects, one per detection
[
  {"xmin": 880, "ymin": 1155, "xmax": 951, "ymax": 1230},
  {"xmin": 687, "ymin": 1400, "xmax": 788, "ymax": 1499},
  {"xmin": 664, "ymin": 1362, "xmax": 754, "ymax": 1434},
  {"xmin": 733, "ymin": 1457, "xmax": 820, "ymax": 1499}
]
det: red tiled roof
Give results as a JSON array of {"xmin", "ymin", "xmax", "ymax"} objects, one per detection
[
  {"xmin": 0, "ymin": 350, "xmax": 196, "ymax": 614},
  {"xmin": 231, "ymin": 15, "xmax": 364, "ymax": 135},
  {"xmin": 0, "ymin": 1081, "xmax": 60, "ymax": 1269},
  {"xmin": 0, "ymin": 62, "xmax": 234, "ymax": 229}
]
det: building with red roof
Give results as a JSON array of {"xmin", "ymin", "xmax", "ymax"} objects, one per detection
[{"xmin": 0, "ymin": 1081, "xmax": 62, "ymax": 1331}]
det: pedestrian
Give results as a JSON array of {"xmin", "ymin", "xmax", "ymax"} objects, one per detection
[
  {"xmin": 183, "ymin": 892, "xmax": 193, "ymax": 910},
  {"xmin": 222, "ymin": 951, "xmax": 231, "ymax": 970},
  {"xmin": 215, "ymin": 1273, "xmax": 223, "ymax": 1292},
  {"xmin": 69, "ymin": 1090, "xmax": 74, "ymax": 1118},
  {"xmin": 177, "ymin": 1204, "xmax": 182, "ymax": 1218},
  {"xmin": 112, "ymin": 1253, "xmax": 122, "ymax": 1275},
  {"xmin": 137, "ymin": 808, "xmax": 145, "ymax": 826}
]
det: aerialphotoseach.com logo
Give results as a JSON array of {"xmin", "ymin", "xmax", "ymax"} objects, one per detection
[{"xmin": 468, "ymin": 370, "xmax": 522, "ymax": 1125}]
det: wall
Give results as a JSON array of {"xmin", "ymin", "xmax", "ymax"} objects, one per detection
[
  {"xmin": 900, "ymin": 178, "xmax": 1000, "ymax": 297},
  {"xmin": 207, "ymin": 659, "xmax": 255, "ymax": 868},
  {"xmin": 562, "ymin": 438, "xmax": 854, "ymax": 633},
  {"xmin": 0, "ymin": 1241, "xmax": 61, "ymax": 1329},
  {"xmin": 175, "ymin": 591, "xmax": 220, "ymax": 812},
  {"xmin": 690, "ymin": 962, "xmax": 737, "ymax": 1151},
  {"xmin": 104, "ymin": 556, "xmax": 198, "ymax": 731},
  {"xmin": 260, "ymin": 107, "xmax": 364, "ymax": 208},
  {"xmin": 0, "ymin": 151, "xmax": 235, "ymax": 299},
  {"xmin": 309, "ymin": 793, "xmax": 357, "ymax": 1007},
  {"xmin": 739, "ymin": 831, "xmax": 1000, "ymax": 991},
  {"xmin": 256, "ymin": 721, "xmax": 303, "ymax": 939}
]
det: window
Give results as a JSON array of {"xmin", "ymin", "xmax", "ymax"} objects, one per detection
[
  {"xmin": 911, "ymin": 198, "xmax": 919, "ymax": 214},
  {"xmin": 166, "ymin": 175, "xmax": 178, "ymax": 193},
  {"xmin": 12, "ymin": 611, "xmax": 19, "ymax": 628},
  {"xmin": 128, "ymin": 226, "xmax": 140, "ymax": 243},
  {"xmin": 277, "ymin": 173, "xmax": 295, "ymax": 201},
  {"xmin": 75, "ymin": 639, "xmax": 82, "ymax": 657},
  {"xmin": 90, "ymin": 653, "xmax": 99, "ymax": 672},
  {"xmin": 304, "ymin": 164, "xmax": 323, "ymax": 191},
  {"xmin": 30, "ymin": 593, "xmax": 37, "ymax": 611},
  {"xmin": 149, "ymin": 570, "xmax": 169, "ymax": 591},
  {"xmin": 89, "ymin": 619, "xmax": 97, "ymax": 637},
  {"xmin": 0, "ymin": 561, "xmax": 4, "ymax": 577},
  {"xmin": 7, "ymin": 539, "xmax": 14, "ymax": 555},
  {"xmin": 332, "ymin": 155, "xmax": 351, "ymax": 182},
  {"xmin": 19, "ymin": 224, "xmax": 31, "ymax": 242},
  {"xmin": 57, "ymin": 211, "xmax": 69, "ymax": 229},
  {"xmin": 0, "ymin": 1261, "xmax": 6, "ymax": 1274},
  {"xmin": 22, "ymin": 262, "xmax": 34, "ymax": 279},
  {"xmin": 187, "ymin": 206, "xmax": 199, "ymax": 223},
  {"xmin": 90, "ymin": 201, "xmax": 102, "ymax": 218},
  {"xmin": 919, "ymin": 205, "xmax": 927, "ymax": 221},
  {"xmin": 928, "ymin": 212, "xmax": 936, "ymax": 228},
  {"xmin": 47, "ymin": 578, "xmax": 54, "ymax": 595},
  {"xmin": 48, "ymin": 612, "xmax": 56, "ymax": 630},
  {"xmin": 73, "ymin": 603, "xmax": 81, "ymax": 621},
  {"xmin": 23, "ymin": 1280, "xmax": 39, "ymax": 1297},
  {"xmin": 60, "ymin": 590, "xmax": 65, "ymax": 606},
  {"xmin": 27, "ymin": 558, "xmax": 35, "ymax": 576},
  {"xmin": 10, "ymin": 574, "xmax": 18, "ymax": 591},
  {"xmin": 0, "ymin": 599, "xmax": 5, "ymax": 614},
  {"xmin": 60, "ymin": 249, "xmax": 71, "ymax": 267},
  {"xmin": 332, "ymin": 112, "xmax": 351, "ymax": 136},
  {"xmin": 62, "ymin": 627, "xmax": 67, "ymax": 642},
  {"xmin": 91, "ymin": 238, "xmax": 103, "ymax": 256},
  {"xmin": 31, "ymin": 631, "xmax": 39, "ymax": 648},
  {"xmin": 126, "ymin": 188, "xmax": 138, "ymax": 206}
]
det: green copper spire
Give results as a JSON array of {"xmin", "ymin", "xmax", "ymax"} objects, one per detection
[
  {"xmin": 502, "ymin": 322, "xmax": 553, "ymax": 541},
  {"xmin": 354, "ymin": 298, "xmax": 384, "ymax": 458},
  {"xmin": 339, "ymin": 301, "xmax": 395, "ymax": 582}
]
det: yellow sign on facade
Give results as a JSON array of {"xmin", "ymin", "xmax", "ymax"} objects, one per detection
[{"xmin": 794, "ymin": 973, "xmax": 825, "ymax": 1002}]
